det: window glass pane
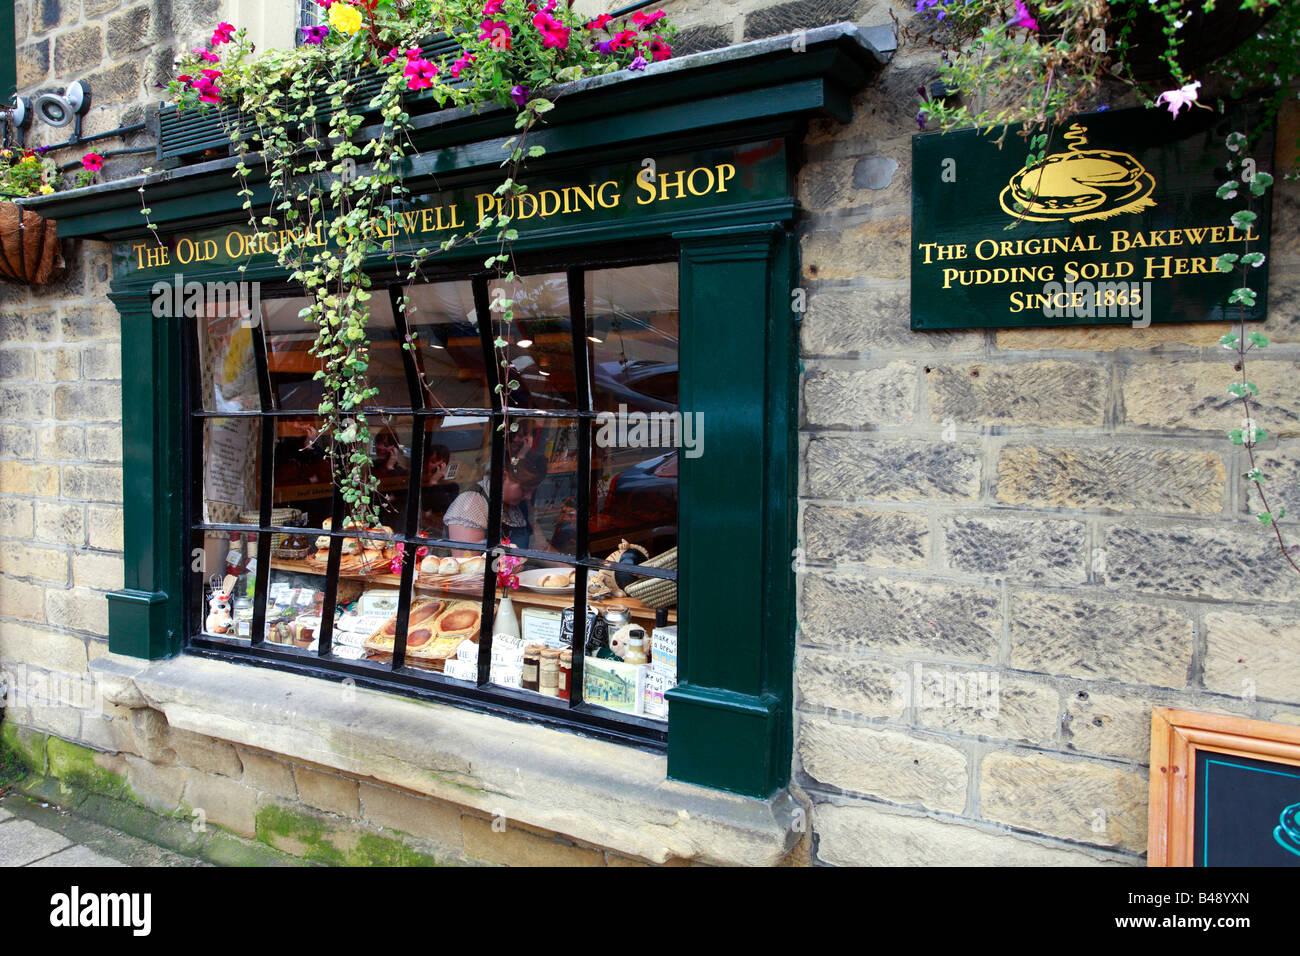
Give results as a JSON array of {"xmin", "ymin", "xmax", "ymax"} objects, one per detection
[
  {"xmin": 490, "ymin": 272, "xmax": 576, "ymax": 411},
  {"xmin": 584, "ymin": 570, "xmax": 678, "ymax": 723},
  {"xmin": 195, "ymin": 306, "xmax": 259, "ymax": 413},
  {"xmin": 201, "ymin": 416, "xmax": 263, "ymax": 526},
  {"xmin": 586, "ymin": 263, "xmax": 679, "ymax": 413},
  {"xmin": 193, "ymin": 528, "xmax": 261, "ymax": 642},
  {"xmin": 261, "ymin": 558, "xmax": 329, "ymax": 654},
  {"xmin": 591, "ymin": 446, "xmax": 677, "ymax": 558},
  {"xmin": 403, "ymin": 280, "xmax": 490, "ymax": 411},
  {"xmin": 368, "ymin": 415, "xmax": 415, "ymax": 532},
  {"xmin": 263, "ymin": 294, "xmax": 404, "ymax": 410},
  {"xmin": 270, "ymin": 414, "xmax": 333, "ymax": 527},
  {"xmin": 415, "ymin": 416, "xmax": 492, "ymax": 540},
  {"xmin": 511, "ymin": 416, "xmax": 580, "ymax": 557}
]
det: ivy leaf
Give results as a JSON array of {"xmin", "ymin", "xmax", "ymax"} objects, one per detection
[
  {"xmin": 1240, "ymin": 251, "xmax": 1266, "ymax": 268},
  {"xmin": 1216, "ymin": 181, "xmax": 1239, "ymax": 200},
  {"xmin": 1228, "ymin": 288, "xmax": 1257, "ymax": 307},
  {"xmin": 1229, "ymin": 429, "xmax": 1245, "ymax": 445},
  {"xmin": 527, "ymin": 146, "xmax": 546, "ymax": 158},
  {"xmin": 1219, "ymin": 333, "xmax": 1241, "ymax": 349},
  {"xmin": 1250, "ymin": 171, "xmax": 1274, "ymax": 196},
  {"xmin": 1246, "ymin": 468, "xmax": 1264, "ymax": 482},
  {"xmin": 1230, "ymin": 209, "xmax": 1257, "ymax": 230},
  {"xmin": 1257, "ymin": 512, "xmax": 1274, "ymax": 526},
  {"xmin": 1215, "ymin": 253, "xmax": 1239, "ymax": 273},
  {"xmin": 1248, "ymin": 331, "xmax": 1270, "ymax": 348}
]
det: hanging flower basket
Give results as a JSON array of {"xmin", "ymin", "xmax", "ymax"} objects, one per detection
[{"xmin": 0, "ymin": 201, "xmax": 63, "ymax": 285}]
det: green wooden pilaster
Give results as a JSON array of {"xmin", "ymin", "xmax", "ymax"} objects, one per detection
[
  {"xmin": 667, "ymin": 223, "xmax": 795, "ymax": 798},
  {"xmin": 105, "ymin": 288, "xmax": 185, "ymax": 659}
]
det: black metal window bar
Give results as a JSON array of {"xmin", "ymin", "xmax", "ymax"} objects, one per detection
[{"xmin": 183, "ymin": 248, "xmax": 677, "ymax": 747}]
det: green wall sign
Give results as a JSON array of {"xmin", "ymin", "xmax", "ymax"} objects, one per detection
[
  {"xmin": 115, "ymin": 139, "xmax": 788, "ymax": 280},
  {"xmin": 911, "ymin": 106, "xmax": 1274, "ymax": 330}
]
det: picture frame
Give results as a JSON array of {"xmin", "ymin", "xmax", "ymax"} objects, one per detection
[{"xmin": 1148, "ymin": 708, "xmax": 1300, "ymax": 866}]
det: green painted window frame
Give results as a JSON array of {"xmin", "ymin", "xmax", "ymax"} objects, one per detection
[{"xmin": 1, "ymin": 1, "xmax": 15, "ymax": 104}]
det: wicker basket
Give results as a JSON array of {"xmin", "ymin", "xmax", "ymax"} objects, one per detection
[
  {"xmin": 624, "ymin": 547, "xmax": 677, "ymax": 610},
  {"xmin": 0, "ymin": 202, "xmax": 62, "ymax": 285},
  {"xmin": 239, "ymin": 507, "xmax": 306, "ymax": 552}
]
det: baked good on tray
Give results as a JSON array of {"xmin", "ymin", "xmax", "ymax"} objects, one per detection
[
  {"xmin": 364, "ymin": 598, "xmax": 445, "ymax": 654},
  {"xmin": 431, "ymin": 600, "xmax": 481, "ymax": 642}
]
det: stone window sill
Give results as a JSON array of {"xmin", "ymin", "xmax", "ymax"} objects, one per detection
[{"xmin": 90, "ymin": 653, "xmax": 799, "ymax": 866}]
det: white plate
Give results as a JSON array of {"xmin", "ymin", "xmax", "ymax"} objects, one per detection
[{"xmin": 516, "ymin": 567, "xmax": 576, "ymax": 593}]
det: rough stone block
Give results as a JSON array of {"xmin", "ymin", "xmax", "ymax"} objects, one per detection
[
  {"xmin": 34, "ymin": 501, "xmax": 85, "ymax": 547},
  {"xmin": 796, "ymin": 648, "xmax": 907, "ymax": 719},
  {"xmin": 802, "ymin": 503, "xmax": 928, "ymax": 568},
  {"xmin": 182, "ymin": 770, "xmax": 259, "ymax": 839},
  {"xmin": 54, "ymin": 384, "xmax": 122, "ymax": 422},
  {"xmin": 16, "ymin": 40, "xmax": 49, "ymax": 88},
  {"xmin": 804, "ymin": 362, "xmax": 917, "ymax": 427},
  {"xmin": 359, "ymin": 782, "xmax": 464, "ymax": 849},
  {"xmin": 37, "ymin": 424, "xmax": 85, "ymax": 460},
  {"xmin": 800, "ymin": 287, "xmax": 983, "ymax": 356},
  {"xmin": 943, "ymin": 515, "xmax": 1087, "ymax": 585},
  {"xmin": 0, "ymin": 348, "xmax": 34, "ymax": 380},
  {"xmin": 802, "ymin": 215, "xmax": 909, "ymax": 280},
  {"xmin": 913, "ymin": 672, "xmax": 1059, "ymax": 746},
  {"xmin": 805, "ymin": 437, "xmax": 980, "ymax": 501},
  {"xmin": 60, "ymin": 464, "xmax": 122, "ymax": 503},
  {"xmin": 1204, "ymin": 611, "xmax": 1300, "ymax": 703},
  {"xmin": 45, "ymin": 587, "xmax": 109, "ymax": 636},
  {"xmin": 79, "ymin": 60, "xmax": 141, "ymax": 105},
  {"xmin": 0, "ymin": 385, "xmax": 51, "ymax": 419},
  {"xmin": 814, "ymin": 802, "xmax": 1126, "ymax": 866},
  {"xmin": 0, "ymin": 542, "xmax": 67, "ymax": 583},
  {"xmin": 462, "ymin": 813, "xmax": 604, "ymax": 866},
  {"xmin": 0, "ymin": 424, "xmax": 34, "ymax": 459},
  {"xmin": 798, "ymin": 715, "xmax": 968, "ymax": 812},
  {"xmin": 1122, "ymin": 360, "xmax": 1300, "ymax": 436},
  {"xmin": 979, "ymin": 750, "xmax": 1148, "ymax": 852},
  {"xmin": 35, "ymin": 347, "xmax": 78, "ymax": 382},
  {"xmin": 293, "ymin": 765, "xmax": 361, "ymax": 818},
  {"xmin": 71, "ymin": 551, "xmax": 123, "ymax": 591},
  {"xmin": 0, "ymin": 499, "xmax": 35, "ymax": 537},
  {"xmin": 1104, "ymin": 524, "xmax": 1297, "ymax": 603},
  {"xmin": 0, "ymin": 577, "xmax": 46, "ymax": 622},
  {"xmin": 52, "ymin": 24, "xmax": 102, "ymax": 74},
  {"xmin": 106, "ymin": 6, "xmax": 150, "ymax": 57},
  {"xmin": 928, "ymin": 361, "xmax": 1106, "ymax": 428},
  {"xmin": 0, "ymin": 621, "xmax": 87, "ymax": 672},
  {"xmin": 85, "ymin": 425, "xmax": 121, "ymax": 463},
  {"xmin": 168, "ymin": 727, "xmax": 244, "ymax": 778},
  {"xmin": 87, "ymin": 505, "xmax": 123, "ymax": 550},
  {"xmin": 995, "ymin": 324, "xmax": 1223, "ymax": 352},
  {"xmin": 1008, "ymin": 592, "xmax": 1193, "ymax": 688},
  {"xmin": 236, "ymin": 747, "xmax": 299, "ymax": 799},
  {"xmin": 800, "ymin": 572, "xmax": 1001, "ymax": 662},
  {"xmin": 80, "ymin": 343, "xmax": 121, "ymax": 381},
  {"xmin": 742, "ymin": 0, "xmax": 862, "ymax": 39},
  {"xmin": 997, "ymin": 444, "xmax": 1226, "ymax": 515},
  {"xmin": 1062, "ymin": 689, "xmax": 1158, "ymax": 762}
]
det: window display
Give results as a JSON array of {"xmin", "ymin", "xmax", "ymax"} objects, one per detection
[{"xmin": 188, "ymin": 258, "xmax": 680, "ymax": 739}]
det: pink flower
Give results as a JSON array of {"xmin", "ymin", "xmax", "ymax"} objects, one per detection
[
  {"xmin": 81, "ymin": 152, "xmax": 105, "ymax": 172},
  {"xmin": 647, "ymin": 36, "xmax": 671, "ymax": 61},
  {"xmin": 483, "ymin": 0, "xmax": 504, "ymax": 14},
  {"xmin": 193, "ymin": 76, "xmax": 221, "ymax": 104},
  {"xmin": 211, "ymin": 22, "xmax": 236, "ymax": 45},
  {"xmin": 382, "ymin": 45, "xmax": 402, "ymax": 64},
  {"xmin": 449, "ymin": 52, "xmax": 477, "ymax": 79},
  {"xmin": 194, "ymin": 48, "xmax": 220, "ymax": 63},
  {"xmin": 317, "ymin": 0, "xmax": 335, "ymax": 6},
  {"xmin": 1155, "ymin": 80, "xmax": 1202, "ymax": 117},
  {"xmin": 585, "ymin": 13, "xmax": 612, "ymax": 29},
  {"xmin": 632, "ymin": 9, "xmax": 666, "ymax": 27},
  {"xmin": 533, "ymin": 11, "xmax": 570, "ymax": 48},
  {"xmin": 479, "ymin": 19, "xmax": 512, "ymax": 50},
  {"xmin": 610, "ymin": 29, "xmax": 638, "ymax": 50},
  {"xmin": 1009, "ymin": 0, "xmax": 1037, "ymax": 30},
  {"xmin": 200, "ymin": 68, "xmax": 224, "ymax": 79},
  {"xmin": 404, "ymin": 57, "xmax": 439, "ymax": 90}
]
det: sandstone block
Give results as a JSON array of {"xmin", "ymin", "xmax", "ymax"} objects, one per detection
[
  {"xmin": 1204, "ymin": 611, "xmax": 1300, "ymax": 703},
  {"xmin": 929, "ymin": 361, "xmax": 1106, "ymax": 428},
  {"xmin": 802, "ymin": 503, "xmax": 928, "ymax": 568},
  {"xmin": 805, "ymin": 437, "xmax": 980, "ymax": 501},
  {"xmin": 943, "ymin": 515, "xmax": 1087, "ymax": 585},
  {"xmin": 803, "ymin": 362, "xmax": 916, "ymax": 427}
]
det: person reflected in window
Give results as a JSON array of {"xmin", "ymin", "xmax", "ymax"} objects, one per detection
[
  {"xmin": 444, "ymin": 452, "xmax": 553, "ymax": 553},
  {"xmin": 418, "ymin": 443, "xmax": 457, "ymax": 538}
]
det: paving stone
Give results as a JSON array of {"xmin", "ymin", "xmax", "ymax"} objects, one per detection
[
  {"xmin": 0, "ymin": 817, "xmax": 72, "ymax": 866},
  {"xmin": 28, "ymin": 844, "xmax": 125, "ymax": 866}
]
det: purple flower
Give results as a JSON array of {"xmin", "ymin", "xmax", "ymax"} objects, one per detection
[
  {"xmin": 594, "ymin": 39, "xmax": 615, "ymax": 54},
  {"xmin": 510, "ymin": 84, "xmax": 530, "ymax": 106},
  {"xmin": 1010, "ymin": 0, "xmax": 1038, "ymax": 31},
  {"xmin": 916, "ymin": 111, "xmax": 926, "ymax": 131},
  {"xmin": 300, "ymin": 24, "xmax": 329, "ymax": 44},
  {"xmin": 628, "ymin": 55, "xmax": 648, "ymax": 72},
  {"xmin": 1097, "ymin": 104, "xmax": 1110, "ymax": 112}
]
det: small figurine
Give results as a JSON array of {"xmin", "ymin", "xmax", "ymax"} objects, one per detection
[{"xmin": 206, "ymin": 590, "xmax": 233, "ymax": 634}]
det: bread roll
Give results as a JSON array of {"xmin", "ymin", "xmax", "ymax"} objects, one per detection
[
  {"xmin": 458, "ymin": 555, "xmax": 486, "ymax": 575},
  {"xmin": 438, "ymin": 556, "xmax": 460, "ymax": 575},
  {"xmin": 419, "ymin": 555, "xmax": 440, "ymax": 574}
]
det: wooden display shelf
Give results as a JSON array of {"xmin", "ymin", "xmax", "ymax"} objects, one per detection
[{"xmin": 268, "ymin": 556, "xmax": 675, "ymax": 624}]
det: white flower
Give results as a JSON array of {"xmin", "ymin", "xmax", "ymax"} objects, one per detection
[{"xmin": 1155, "ymin": 80, "xmax": 1201, "ymax": 117}]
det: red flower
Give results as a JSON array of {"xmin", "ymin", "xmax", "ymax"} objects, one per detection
[
  {"xmin": 404, "ymin": 57, "xmax": 439, "ymax": 90},
  {"xmin": 200, "ymin": 68, "xmax": 224, "ymax": 79},
  {"xmin": 211, "ymin": 22, "xmax": 236, "ymax": 45},
  {"xmin": 81, "ymin": 152, "xmax": 105, "ymax": 172},
  {"xmin": 610, "ymin": 29, "xmax": 638, "ymax": 50},
  {"xmin": 483, "ymin": 0, "xmax": 504, "ymax": 13},
  {"xmin": 585, "ymin": 13, "xmax": 612, "ymax": 29},
  {"xmin": 632, "ymin": 9, "xmax": 666, "ymax": 27},
  {"xmin": 648, "ymin": 37, "xmax": 672, "ymax": 61},
  {"xmin": 193, "ymin": 76, "xmax": 221, "ymax": 104},
  {"xmin": 479, "ymin": 19, "xmax": 512, "ymax": 50},
  {"xmin": 533, "ymin": 11, "xmax": 570, "ymax": 49},
  {"xmin": 448, "ymin": 51, "xmax": 477, "ymax": 79}
]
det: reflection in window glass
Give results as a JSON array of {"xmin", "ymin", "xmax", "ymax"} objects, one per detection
[
  {"xmin": 403, "ymin": 281, "xmax": 490, "ymax": 411},
  {"xmin": 202, "ymin": 416, "xmax": 262, "ymax": 526},
  {"xmin": 489, "ymin": 272, "xmax": 576, "ymax": 411},
  {"xmin": 586, "ymin": 263, "xmax": 679, "ymax": 413},
  {"xmin": 269, "ymin": 415, "xmax": 333, "ymax": 528},
  {"xmin": 263, "ymin": 294, "xmax": 403, "ymax": 410},
  {"xmin": 415, "ymin": 417, "xmax": 492, "ymax": 540}
]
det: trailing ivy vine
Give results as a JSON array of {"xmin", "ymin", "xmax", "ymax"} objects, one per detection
[{"xmin": 140, "ymin": 0, "xmax": 675, "ymax": 529}]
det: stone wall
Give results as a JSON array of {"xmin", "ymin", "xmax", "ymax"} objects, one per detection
[{"xmin": 783, "ymin": 2, "xmax": 1300, "ymax": 865}]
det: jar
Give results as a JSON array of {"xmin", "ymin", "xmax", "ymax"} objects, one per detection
[
  {"xmin": 558, "ymin": 650, "xmax": 572, "ymax": 700},
  {"xmin": 522, "ymin": 644, "xmax": 543, "ymax": 692},
  {"xmin": 622, "ymin": 627, "xmax": 647, "ymax": 666},
  {"xmin": 539, "ymin": 649, "xmax": 561, "ymax": 697},
  {"xmin": 233, "ymin": 597, "xmax": 254, "ymax": 638}
]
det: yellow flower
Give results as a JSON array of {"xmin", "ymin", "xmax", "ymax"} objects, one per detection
[
  {"xmin": 39, "ymin": 184, "xmax": 55, "ymax": 194},
  {"xmin": 328, "ymin": 2, "xmax": 363, "ymax": 35}
]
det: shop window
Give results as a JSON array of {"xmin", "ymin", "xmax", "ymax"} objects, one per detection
[{"xmin": 187, "ymin": 258, "xmax": 680, "ymax": 741}]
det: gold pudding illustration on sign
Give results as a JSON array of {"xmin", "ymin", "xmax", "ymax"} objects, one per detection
[{"xmin": 1000, "ymin": 123, "xmax": 1156, "ymax": 222}]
